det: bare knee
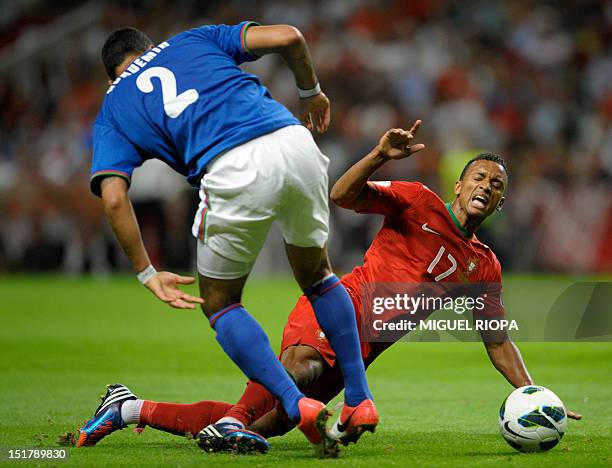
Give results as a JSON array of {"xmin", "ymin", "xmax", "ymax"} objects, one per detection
[
  {"xmin": 249, "ymin": 408, "xmax": 295, "ymax": 438},
  {"xmin": 200, "ymin": 294, "xmax": 242, "ymax": 317},
  {"xmin": 198, "ymin": 274, "xmax": 247, "ymax": 317},
  {"xmin": 280, "ymin": 345, "xmax": 325, "ymax": 388}
]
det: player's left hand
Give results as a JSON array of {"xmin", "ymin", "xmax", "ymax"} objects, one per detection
[
  {"xmin": 566, "ymin": 409, "xmax": 582, "ymax": 420},
  {"xmin": 378, "ymin": 120, "xmax": 426, "ymax": 160},
  {"xmin": 299, "ymin": 92, "xmax": 330, "ymax": 133},
  {"xmin": 144, "ymin": 271, "xmax": 205, "ymax": 310}
]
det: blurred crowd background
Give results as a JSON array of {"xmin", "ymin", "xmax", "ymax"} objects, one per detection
[{"xmin": 1, "ymin": 0, "xmax": 611, "ymax": 276}]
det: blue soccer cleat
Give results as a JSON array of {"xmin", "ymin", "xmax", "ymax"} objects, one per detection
[
  {"xmin": 196, "ymin": 422, "xmax": 269, "ymax": 454},
  {"xmin": 76, "ymin": 384, "xmax": 137, "ymax": 447}
]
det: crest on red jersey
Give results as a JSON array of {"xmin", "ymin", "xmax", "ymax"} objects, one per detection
[{"xmin": 466, "ymin": 257, "xmax": 479, "ymax": 276}]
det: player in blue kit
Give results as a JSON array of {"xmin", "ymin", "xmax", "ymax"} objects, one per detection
[{"xmin": 78, "ymin": 22, "xmax": 376, "ymax": 456}]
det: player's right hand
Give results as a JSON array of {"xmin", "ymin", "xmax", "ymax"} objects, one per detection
[
  {"xmin": 378, "ymin": 120, "xmax": 426, "ymax": 160},
  {"xmin": 144, "ymin": 271, "xmax": 204, "ymax": 309},
  {"xmin": 299, "ymin": 92, "xmax": 330, "ymax": 133}
]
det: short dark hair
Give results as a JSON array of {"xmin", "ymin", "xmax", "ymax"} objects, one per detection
[
  {"xmin": 101, "ymin": 28, "xmax": 154, "ymax": 80},
  {"xmin": 460, "ymin": 153, "xmax": 508, "ymax": 180}
]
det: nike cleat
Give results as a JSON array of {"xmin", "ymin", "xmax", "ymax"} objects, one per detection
[
  {"xmin": 76, "ymin": 384, "xmax": 137, "ymax": 447},
  {"xmin": 196, "ymin": 423, "xmax": 269, "ymax": 454},
  {"xmin": 328, "ymin": 399, "xmax": 379, "ymax": 446},
  {"xmin": 296, "ymin": 398, "xmax": 339, "ymax": 458}
]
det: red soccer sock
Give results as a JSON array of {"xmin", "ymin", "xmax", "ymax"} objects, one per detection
[
  {"xmin": 224, "ymin": 381, "xmax": 278, "ymax": 427},
  {"xmin": 140, "ymin": 400, "xmax": 233, "ymax": 436}
]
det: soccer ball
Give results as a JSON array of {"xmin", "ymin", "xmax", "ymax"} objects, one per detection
[{"xmin": 499, "ymin": 385, "xmax": 567, "ymax": 452}]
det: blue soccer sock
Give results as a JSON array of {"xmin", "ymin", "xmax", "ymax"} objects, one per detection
[
  {"xmin": 209, "ymin": 304, "xmax": 304, "ymax": 422},
  {"xmin": 304, "ymin": 274, "xmax": 372, "ymax": 406}
]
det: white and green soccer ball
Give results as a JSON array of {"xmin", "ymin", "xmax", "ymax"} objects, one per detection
[{"xmin": 499, "ymin": 385, "xmax": 567, "ymax": 452}]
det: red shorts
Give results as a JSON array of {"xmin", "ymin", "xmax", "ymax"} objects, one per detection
[
  {"xmin": 280, "ymin": 285, "xmax": 364, "ymax": 368},
  {"xmin": 279, "ymin": 284, "xmax": 385, "ymax": 404}
]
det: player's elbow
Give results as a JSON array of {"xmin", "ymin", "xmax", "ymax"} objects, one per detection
[
  {"xmin": 484, "ymin": 339, "xmax": 505, "ymax": 351},
  {"xmin": 102, "ymin": 190, "xmax": 128, "ymax": 213},
  {"xmin": 330, "ymin": 184, "xmax": 349, "ymax": 208},
  {"xmin": 329, "ymin": 186, "xmax": 343, "ymax": 206},
  {"xmin": 246, "ymin": 24, "xmax": 305, "ymax": 56},
  {"xmin": 100, "ymin": 177, "xmax": 130, "ymax": 213},
  {"xmin": 481, "ymin": 329, "xmax": 509, "ymax": 348},
  {"xmin": 276, "ymin": 25, "xmax": 304, "ymax": 49},
  {"xmin": 330, "ymin": 186, "xmax": 360, "ymax": 210},
  {"xmin": 330, "ymin": 192, "xmax": 349, "ymax": 209}
]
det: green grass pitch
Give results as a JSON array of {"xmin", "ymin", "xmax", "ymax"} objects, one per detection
[{"xmin": 0, "ymin": 275, "xmax": 611, "ymax": 467}]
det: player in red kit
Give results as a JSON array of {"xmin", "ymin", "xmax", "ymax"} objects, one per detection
[{"xmin": 76, "ymin": 121, "xmax": 580, "ymax": 453}]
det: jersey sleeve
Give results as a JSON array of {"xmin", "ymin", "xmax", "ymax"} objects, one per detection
[
  {"xmin": 474, "ymin": 256, "xmax": 505, "ymax": 319},
  {"xmin": 356, "ymin": 181, "xmax": 425, "ymax": 216},
  {"xmin": 90, "ymin": 124, "xmax": 144, "ymax": 197},
  {"xmin": 194, "ymin": 21, "xmax": 260, "ymax": 64}
]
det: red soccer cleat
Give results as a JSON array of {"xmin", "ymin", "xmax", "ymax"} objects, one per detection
[
  {"xmin": 328, "ymin": 399, "xmax": 379, "ymax": 446},
  {"xmin": 296, "ymin": 397, "xmax": 338, "ymax": 458}
]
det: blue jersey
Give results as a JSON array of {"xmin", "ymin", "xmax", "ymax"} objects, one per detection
[{"xmin": 90, "ymin": 21, "xmax": 300, "ymax": 196}]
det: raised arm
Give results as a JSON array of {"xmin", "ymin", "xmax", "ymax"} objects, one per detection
[
  {"xmin": 100, "ymin": 176, "xmax": 203, "ymax": 310},
  {"xmin": 244, "ymin": 25, "xmax": 329, "ymax": 133},
  {"xmin": 330, "ymin": 121, "xmax": 425, "ymax": 210},
  {"xmin": 245, "ymin": 25, "xmax": 316, "ymax": 89}
]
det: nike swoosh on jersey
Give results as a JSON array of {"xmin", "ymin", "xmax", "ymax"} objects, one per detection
[{"xmin": 421, "ymin": 223, "xmax": 441, "ymax": 236}]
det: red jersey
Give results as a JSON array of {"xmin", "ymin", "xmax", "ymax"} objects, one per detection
[
  {"xmin": 282, "ymin": 181, "xmax": 505, "ymax": 367},
  {"xmin": 278, "ymin": 181, "xmax": 505, "ymax": 401},
  {"xmin": 341, "ymin": 181, "xmax": 504, "ymax": 323}
]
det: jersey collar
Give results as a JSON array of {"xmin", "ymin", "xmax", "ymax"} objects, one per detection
[{"xmin": 445, "ymin": 202, "xmax": 473, "ymax": 238}]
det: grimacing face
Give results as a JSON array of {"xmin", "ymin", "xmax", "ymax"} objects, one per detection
[{"xmin": 454, "ymin": 160, "xmax": 507, "ymax": 220}]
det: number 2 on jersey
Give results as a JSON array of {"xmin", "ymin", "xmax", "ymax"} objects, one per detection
[
  {"xmin": 427, "ymin": 246, "xmax": 457, "ymax": 281},
  {"xmin": 136, "ymin": 67, "xmax": 198, "ymax": 118}
]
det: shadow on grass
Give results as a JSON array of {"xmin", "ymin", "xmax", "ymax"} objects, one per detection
[{"xmin": 455, "ymin": 433, "xmax": 607, "ymax": 458}]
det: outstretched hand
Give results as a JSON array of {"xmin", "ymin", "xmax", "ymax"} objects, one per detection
[
  {"xmin": 378, "ymin": 120, "xmax": 426, "ymax": 160},
  {"xmin": 144, "ymin": 271, "xmax": 204, "ymax": 309},
  {"xmin": 567, "ymin": 409, "xmax": 582, "ymax": 420},
  {"xmin": 299, "ymin": 92, "xmax": 330, "ymax": 133}
]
